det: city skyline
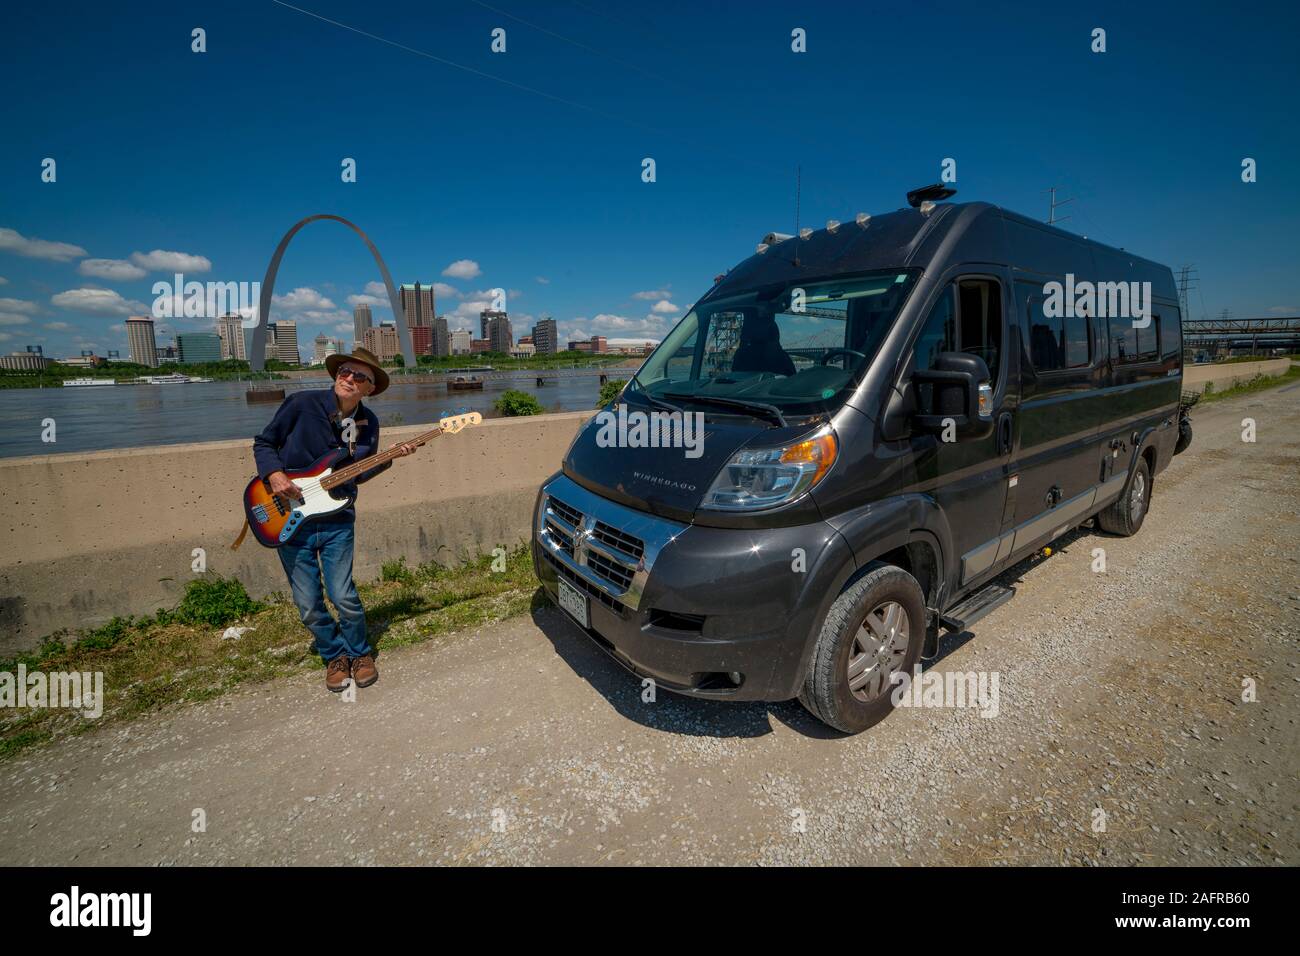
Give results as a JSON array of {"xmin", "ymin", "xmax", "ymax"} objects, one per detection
[{"xmin": 1, "ymin": 1, "xmax": 1297, "ymax": 362}]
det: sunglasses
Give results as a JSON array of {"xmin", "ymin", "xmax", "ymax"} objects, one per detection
[{"xmin": 336, "ymin": 367, "xmax": 373, "ymax": 385}]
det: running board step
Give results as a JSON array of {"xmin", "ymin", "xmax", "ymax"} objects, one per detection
[{"xmin": 939, "ymin": 584, "xmax": 1016, "ymax": 632}]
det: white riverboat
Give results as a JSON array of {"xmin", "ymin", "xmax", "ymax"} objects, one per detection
[
  {"xmin": 62, "ymin": 377, "xmax": 117, "ymax": 387},
  {"xmin": 138, "ymin": 374, "xmax": 214, "ymax": 384}
]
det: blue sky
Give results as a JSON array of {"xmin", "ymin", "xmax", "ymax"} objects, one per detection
[{"xmin": 1, "ymin": 0, "xmax": 1297, "ymax": 360}]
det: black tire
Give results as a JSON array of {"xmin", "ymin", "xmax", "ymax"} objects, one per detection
[
  {"xmin": 1097, "ymin": 456, "xmax": 1151, "ymax": 536},
  {"xmin": 1174, "ymin": 415, "xmax": 1193, "ymax": 455},
  {"xmin": 798, "ymin": 563, "xmax": 926, "ymax": 734}
]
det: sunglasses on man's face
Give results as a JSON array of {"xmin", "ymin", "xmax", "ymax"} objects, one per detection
[{"xmin": 337, "ymin": 367, "xmax": 373, "ymax": 385}]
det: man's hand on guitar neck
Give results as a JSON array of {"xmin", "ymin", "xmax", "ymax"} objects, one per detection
[
  {"xmin": 268, "ymin": 470, "xmax": 303, "ymax": 502},
  {"xmin": 392, "ymin": 440, "xmax": 420, "ymax": 459}
]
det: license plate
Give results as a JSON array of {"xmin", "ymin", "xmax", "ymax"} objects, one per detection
[{"xmin": 556, "ymin": 577, "xmax": 589, "ymax": 629}]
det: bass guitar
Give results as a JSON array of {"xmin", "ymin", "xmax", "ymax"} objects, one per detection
[{"xmin": 240, "ymin": 412, "xmax": 481, "ymax": 548}]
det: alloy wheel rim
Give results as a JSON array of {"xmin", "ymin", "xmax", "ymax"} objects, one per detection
[
  {"xmin": 847, "ymin": 601, "xmax": 910, "ymax": 703},
  {"xmin": 1130, "ymin": 471, "xmax": 1146, "ymax": 523}
]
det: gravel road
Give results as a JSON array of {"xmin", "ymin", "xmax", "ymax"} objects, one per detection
[{"xmin": 2, "ymin": 387, "xmax": 1297, "ymax": 866}]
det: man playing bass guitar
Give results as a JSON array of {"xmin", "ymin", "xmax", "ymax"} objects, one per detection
[{"xmin": 252, "ymin": 347, "xmax": 418, "ymax": 693}]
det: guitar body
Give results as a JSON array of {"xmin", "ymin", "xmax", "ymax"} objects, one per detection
[{"xmin": 243, "ymin": 449, "xmax": 355, "ymax": 548}]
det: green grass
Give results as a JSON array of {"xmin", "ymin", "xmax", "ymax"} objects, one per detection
[
  {"xmin": 0, "ymin": 545, "xmax": 543, "ymax": 762},
  {"xmin": 1199, "ymin": 365, "xmax": 1300, "ymax": 404}
]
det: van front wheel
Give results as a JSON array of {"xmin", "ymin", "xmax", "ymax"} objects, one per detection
[{"xmin": 798, "ymin": 563, "xmax": 926, "ymax": 734}]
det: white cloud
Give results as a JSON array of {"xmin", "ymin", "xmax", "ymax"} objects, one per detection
[
  {"xmin": 632, "ymin": 288, "xmax": 671, "ymax": 300},
  {"xmin": 0, "ymin": 276, "xmax": 8, "ymax": 285},
  {"xmin": 0, "ymin": 332, "xmax": 11, "ymax": 341},
  {"xmin": 650, "ymin": 299, "xmax": 678, "ymax": 314},
  {"xmin": 130, "ymin": 249, "xmax": 213, "ymax": 273},
  {"xmin": 432, "ymin": 282, "xmax": 460, "ymax": 299},
  {"xmin": 0, "ymin": 297, "xmax": 39, "ymax": 314},
  {"xmin": 109, "ymin": 323, "xmax": 126, "ymax": 332},
  {"xmin": 1267, "ymin": 305, "xmax": 1297, "ymax": 314},
  {"xmin": 51, "ymin": 288, "xmax": 150, "ymax": 315},
  {"xmin": 535, "ymin": 276, "xmax": 550, "ymax": 285},
  {"xmin": 43, "ymin": 321, "xmax": 71, "ymax": 331},
  {"xmin": 272, "ymin": 287, "xmax": 336, "ymax": 310},
  {"xmin": 442, "ymin": 259, "xmax": 482, "ymax": 279},
  {"xmin": 0, "ymin": 227, "xmax": 88, "ymax": 262},
  {"xmin": 346, "ymin": 293, "xmax": 387, "ymax": 309},
  {"xmin": 0, "ymin": 313, "xmax": 32, "ymax": 326},
  {"xmin": 79, "ymin": 258, "xmax": 148, "ymax": 280}
]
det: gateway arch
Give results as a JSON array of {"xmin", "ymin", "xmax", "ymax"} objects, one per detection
[{"xmin": 247, "ymin": 214, "xmax": 416, "ymax": 371}]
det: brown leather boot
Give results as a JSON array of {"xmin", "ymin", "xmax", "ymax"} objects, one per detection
[
  {"xmin": 325, "ymin": 655, "xmax": 351, "ymax": 692},
  {"xmin": 350, "ymin": 654, "xmax": 378, "ymax": 688}
]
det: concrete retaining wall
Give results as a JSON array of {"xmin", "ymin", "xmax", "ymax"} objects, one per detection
[
  {"xmin": 1183, "ymin": 358, "xmax": 1291, "ymax": 394},
  {"xmin": 0, "ymin": 411, "xmax": 590, "ymax": 655}
]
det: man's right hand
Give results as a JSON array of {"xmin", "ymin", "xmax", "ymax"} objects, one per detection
[{"xmin": 268, "ymin": 471, "xmax": 303, "ymax": 502}]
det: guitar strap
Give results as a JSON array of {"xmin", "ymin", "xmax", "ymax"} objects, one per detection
[{"xmin": 230, "ymin": 519, "xmax": 250, "ymax": 551}]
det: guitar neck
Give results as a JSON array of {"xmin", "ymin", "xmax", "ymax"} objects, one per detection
[{"xmin": 320, "ymin": 426, "xmax": 442, "ymax": 489}]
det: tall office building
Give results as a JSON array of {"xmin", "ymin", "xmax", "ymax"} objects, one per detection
[
  {"xmin": 270, "ymin": 319, "xmax": 300, "ymax": 365},
  {"xmin": 487, "ymin": 313, "xmax": 513, "ymax": 354},
  {"xmin": 363, "ymin": 324, "xmax": 399, "ymax": 362},
  {"xmin": 353, "ymin": 303, "xmax": 372, "ymax": 348},
  {"xmin": 217, "ymin": 313, "xmax": 246, "ymax": 360},
  {"xmin": 450, "ymin": 329, "xmax": 471, "ymax": 355},
  {"xmin": 126, "ymin": 316, "xmax": 159, "ymax": 368},
  {"xmin": 177, "ymin": 332, "xmax": 222, "ymax": 364},
  {"xmin": 532, "ymin": 317, "xmax": 558, "ymax": 355},
  {"xmin": 399, "ymin": 283, "xmax": 435, "ymax": 329},
  {"xmin": 433, "ymin": 316, "xmax": 450, "ymax": 357},
  {"xmin": 480, "ymin": 309, "xmax": 506, "ymax": 340},
  {"xmin": 313, "ymin": 333, "xmax": 331, "ymax": 363}
]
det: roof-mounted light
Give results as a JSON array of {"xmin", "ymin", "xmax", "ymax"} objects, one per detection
[
  {"xmin": 856, "ymin": 212, "xmax": 871, "ymax": 228},
  {"xmin": 799, "ymin": 227, "xmax": 813, "ymax": 240},
  {"xmin": 762, "ymin": 232, "xmax": 793, "ymax": 245},
  {"xmin": 755, "ymin": 243, "xmax": 769, "ymax": 255},
  {"xmin": 826, "ymin": 219, "xmax": 841, "ymax": 234}
]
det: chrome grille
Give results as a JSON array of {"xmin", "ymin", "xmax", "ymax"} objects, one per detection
[
  {"xmin": 538, "ymin": 486, "xmax": 670, "ymax": 611},
  {"xmin": 592, "ymin": 520, "xmax": 644, "ymax": 560}
]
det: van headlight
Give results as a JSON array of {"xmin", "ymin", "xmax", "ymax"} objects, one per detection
[{"xmin": 701, "ymin": 428, "xmax": 838, "ymax": 511}]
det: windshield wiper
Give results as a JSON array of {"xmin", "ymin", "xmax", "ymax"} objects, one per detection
[
  {"xmin": 625, "ymin": 387, "xmax": 684, "ymax": 415},
  {"xmin": 663, "ymin": 392, "xmax": 788, "ymax": 427}
]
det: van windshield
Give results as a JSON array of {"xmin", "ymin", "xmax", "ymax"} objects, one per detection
[{"xmin": 628, "ymin": 271, "xmax": 917, "ymax": 418}]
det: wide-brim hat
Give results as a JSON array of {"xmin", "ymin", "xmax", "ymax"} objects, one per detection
[{"xmin": 325, "ymin": 347, "xmax": 390, "ymax": 396}]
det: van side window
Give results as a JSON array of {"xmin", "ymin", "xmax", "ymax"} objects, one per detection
[
  {"xmin": 914, "ymin": 287, "xmax": 957, "ymax": 371},
  {"xmin": 957, "ymin": 279, "xmax": 1001, "ymax": 378},
  {"xmin": 1027, "ymin": 296, "xmax": 1090, "ymax": 371},
  {"xmin": 1111, "ymin": 314, "xmax": 1159, "ymax": 365}
]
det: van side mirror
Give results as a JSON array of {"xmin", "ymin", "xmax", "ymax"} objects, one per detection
[{"xmin": 911, "ymin": 352, "xmax": 994, "ymax": 439}]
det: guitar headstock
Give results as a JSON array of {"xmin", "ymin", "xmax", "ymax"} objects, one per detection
[{"xmin": 439, "ymin": 411, "xmax": 483, "ymax": 434}]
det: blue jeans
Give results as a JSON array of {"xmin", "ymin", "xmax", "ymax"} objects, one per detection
[{"xmin": 277, "ymin": 522, "xmax": 370, "ymax": 661}]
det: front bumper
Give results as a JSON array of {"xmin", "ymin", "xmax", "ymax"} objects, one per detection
[{"xmin": 532, "ymin": 473, "xmax": 853, "ymax": 701}]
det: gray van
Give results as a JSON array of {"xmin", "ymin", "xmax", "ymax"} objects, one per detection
[{"xmin": 533, "ymin": 188, "xmax": 1184, "ymax": 733}]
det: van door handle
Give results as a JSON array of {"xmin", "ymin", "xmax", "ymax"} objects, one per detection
[{"xmin": 997, "ymin": 412, "xmax": 1013, "ymax": 456}]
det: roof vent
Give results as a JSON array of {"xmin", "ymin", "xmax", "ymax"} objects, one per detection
[
  {"xmin": 906, "ymin": 183, "xmax": 957, "ymax": 208},
  {"xmin": 762, "ymin": 231, "xmax": 793, "ymax": 245},
  {"xmin": 755, "ymin": 243, "xmax": 769, "ymax": 255},
  {"xmin": 826, "ymin": 219, "xmax": 841, "ymax": 233},
  {"xmin": 799, "ymin": 227, "xmax": 813, "ymax": 240},
  {"xmin": 855, "ymin": 213, "xmax": 871, "ymax": 228}
]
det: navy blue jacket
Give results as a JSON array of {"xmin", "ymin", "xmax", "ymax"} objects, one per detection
[{"xmin": 252, "ymin": 388, "xmax": 391, "ymax": 522}]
